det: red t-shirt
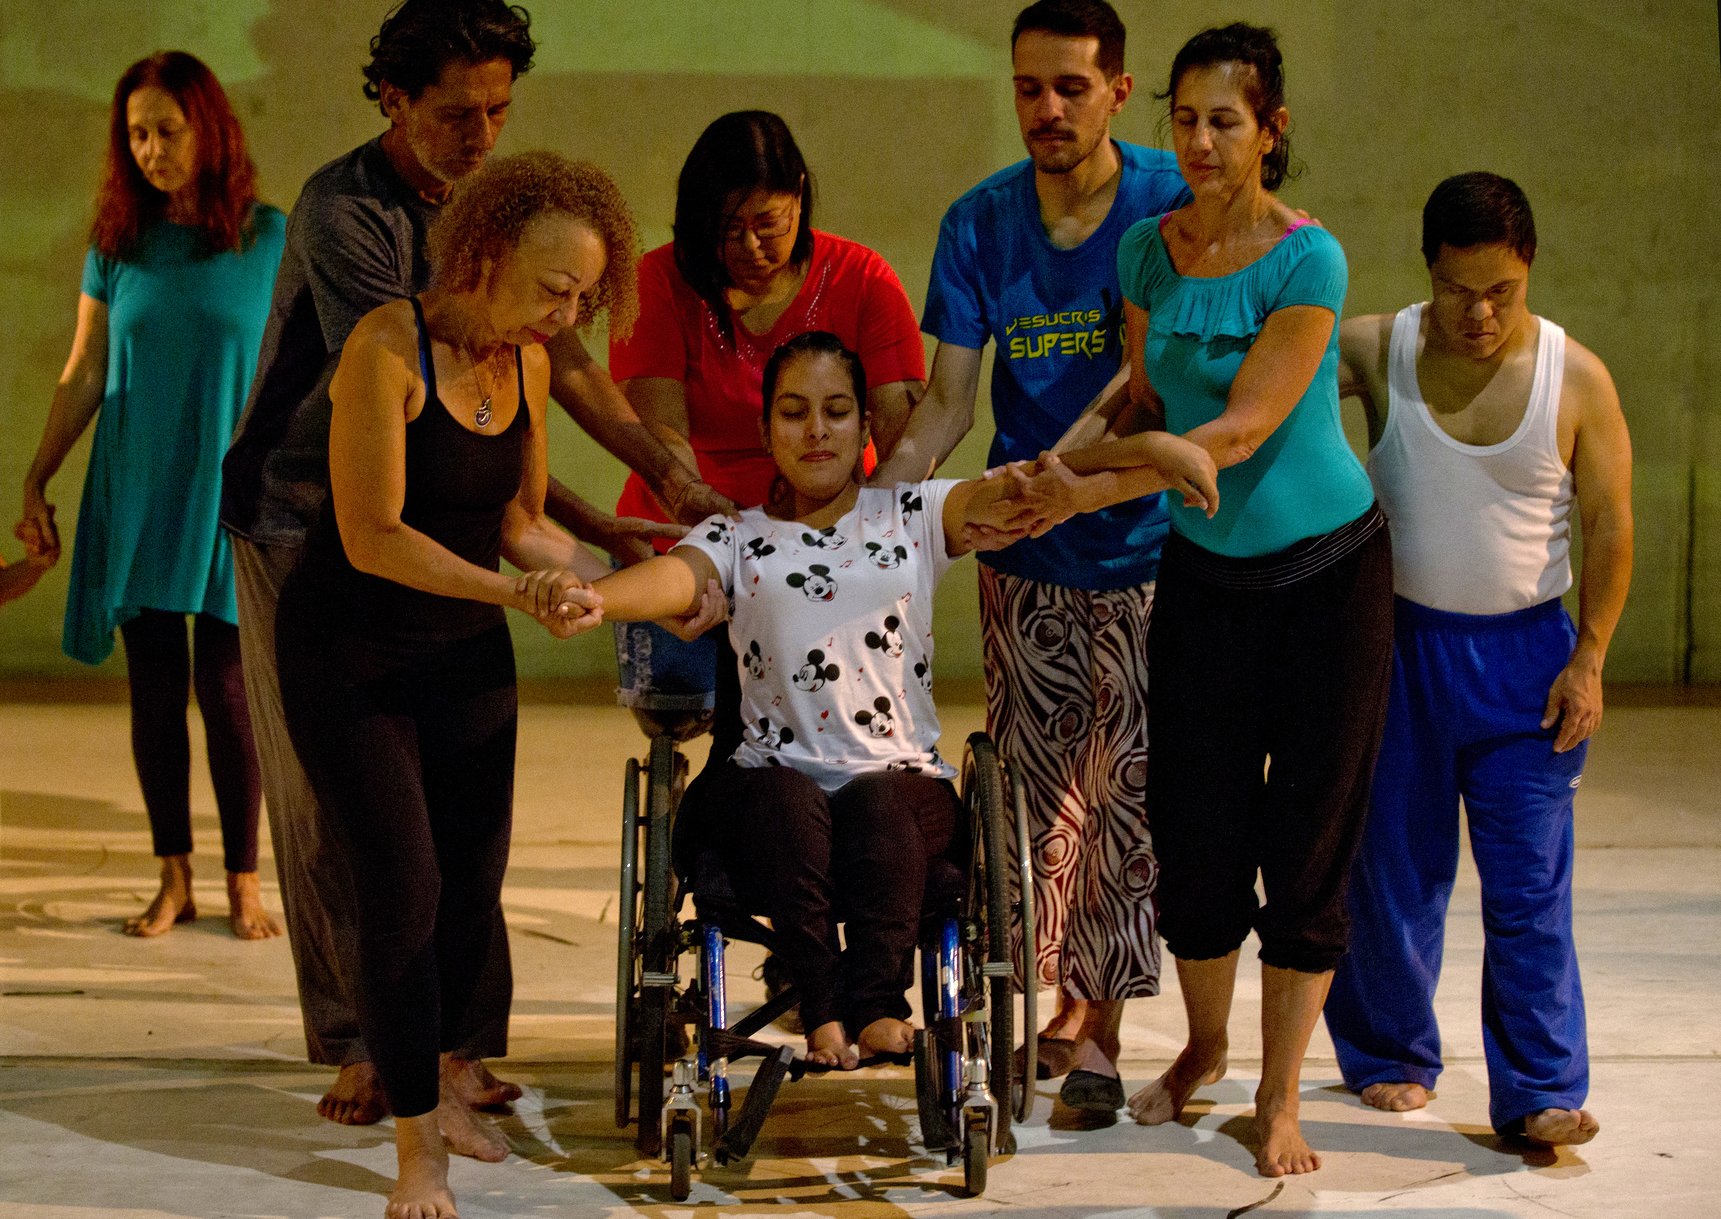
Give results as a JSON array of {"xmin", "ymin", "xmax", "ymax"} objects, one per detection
[{"xmin": 610, "ymin": 230, "xmax": 926, "ymax": 534}]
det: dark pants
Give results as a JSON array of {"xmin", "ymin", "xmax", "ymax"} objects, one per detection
[
  {"xmin": 1147, "ymin": 524, "xmax": 1394, "ymax": 974},
  {"xmin": 277, "ymin": 621, "xmax": 517, "ymax": 1118},
  {"xmin": 118, "ymin": 609, "xmax": 260, "ymax": 872},
  {"xmin": 687, "ymin": 764, "xmax": 960, "ymax": 1036},
  {"xmin": 235, "ymin": 537, "xmax": 509, "ymax": 1068}
]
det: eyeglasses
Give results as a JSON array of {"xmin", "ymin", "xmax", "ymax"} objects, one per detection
[
  {"xmin": 715, "ymin": 179, "xmax": 801, "ymax": 246},
  {"xmin": 720, "ymin": 192, "xmax": 801, "ymax": 245}
]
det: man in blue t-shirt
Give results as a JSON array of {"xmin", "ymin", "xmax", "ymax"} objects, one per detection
[{"xmin": 872, "ymin": 0, "xmax": 1189, "ymax": 1113}]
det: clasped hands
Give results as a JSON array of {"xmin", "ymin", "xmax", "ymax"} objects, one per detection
[
  {"xmin": 513, "ymin": 570, "xmax": 728, "ymax": 642},
  {"xmin": 964, "ymin": 435, "xmax": 1219, "ymax": 552}
]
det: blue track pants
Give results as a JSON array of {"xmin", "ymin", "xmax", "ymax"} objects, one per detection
[{"xmin": 1324, "ymin": 596, "xmax": 1589, "ymax": 1132}]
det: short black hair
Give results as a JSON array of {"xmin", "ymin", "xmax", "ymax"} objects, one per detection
[
  {"xmin": 1421, "ymin": 172, "xmax": 1537, "ymax": 266},
  {"xmin": 673, "ymin": 111, "xmax": 815, "ymax": 346},
  {"xmin": 1011, "ymin": 0, "xmax": 1126, "ymax": 79},
  {"xmin": 762, "ymin": 331, "xmax": 867, "ymax": 424},
  {"xmin": 362, "ymin": 0, "xmax": 535, "ymax": 111}
]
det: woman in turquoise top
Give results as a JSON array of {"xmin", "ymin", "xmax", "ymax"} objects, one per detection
[
  {"xmin": 16, "ymin": 52, "xmax": 285, "ymax": 941},
  {"xmin": 1001, "ymin": 23, "xmax": 1393, "ymax": 1177}
]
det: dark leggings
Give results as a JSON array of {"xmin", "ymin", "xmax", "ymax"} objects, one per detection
[
  {"xmin": 1147, "ymin": 524, "xmax": 1394, "ymax": 974},
  {"xmin": 685, "ymin": 764, "xmax": 959, "ymax": 1037},
  {"xmin": 277, "ymin": 623, "xmax": 517, "ymax": 1118},
  {"xmin": 118, "ymin": 609, "xmax": 261, "ymax": 872}
]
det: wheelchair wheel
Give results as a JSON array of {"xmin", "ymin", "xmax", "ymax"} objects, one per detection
[
  {"xmin": 964, "ymin": 733, "xmax": 1015, "ymax": 1148},
  {"xmin": 668, "ymin": 1122, "xmax": 694, "ymax": 1201},
  {"xmin": 613, "ymin": 756, "xmax": 642, "ymax": 1129},
  {"xmin": 635, "ymin": 734, "xmax": 679, "ymax": 1153},
  {"xmin": 960, "ymin": 1115, "xmax": 989, "ymax": 1198},
  {"xmin": 1002, "ymin": 756, "xmax": 1037, "ymax": 1125}
]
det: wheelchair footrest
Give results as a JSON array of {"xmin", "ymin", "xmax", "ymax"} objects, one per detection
[
  {"xmin": 797, "ymin": 1049, "xmax": 914, "ymax": 1075},
  {"xmin": 714, "ymin": 1045, "xmax": 794, "ymax": 1165},
  {"xmin": 704, "ymin": 1026, "xmax": 787, "ymax": 1064}
]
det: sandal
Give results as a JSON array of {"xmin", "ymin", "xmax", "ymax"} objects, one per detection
[
  {"xmin": 1015, "ymin": 1034, "xmax": 1081, "ymax": 1080},
  {"xmin": 1059, "ymin": 1068, "xmax": 1124, "ymax": 1114}
]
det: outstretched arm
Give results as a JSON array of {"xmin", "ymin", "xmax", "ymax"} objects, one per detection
[
  {"xmin": 1543, "ymin": 344, "xmax": 1633, "ymax": 752},
  {"xmin": 867, "ymin": 341, "xmax": 983, "ymax": 484},
  {"xmin": 1179, "ymin": 303, "xmax": 1336, "ymax": 470},
  {"xmin": 946, "ymin": 425, "xmax": 1218, "ymax": 554},
  {"xmin": 545, "ymin": 329, "xmax": 734, "ymax": 524},
  {"xmin": 541, "ymin": 475, "xmax": 687, "ymax": 566},
  {"xmin": 1017, "ymin": 297, "xmax": 1330, "ymax": 521},
  {"xmin": 588, "ymin": 546, "xmax": 721, "ymax": 624}
]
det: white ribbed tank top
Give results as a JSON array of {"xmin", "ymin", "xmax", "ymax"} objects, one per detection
[{"xmin": 1366, "ymin": 303, "xmax": 1574, "ymax": 615}]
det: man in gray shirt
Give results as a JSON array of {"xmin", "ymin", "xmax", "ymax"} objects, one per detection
[{"xmin": 223, "ymin": 0, "xmax": 710, "ymax": 1132}]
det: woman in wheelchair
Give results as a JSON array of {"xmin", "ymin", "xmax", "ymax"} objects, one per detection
[{"xmin": 560, "ymin": 329, "xmax": 1216, "ymax": 1069}]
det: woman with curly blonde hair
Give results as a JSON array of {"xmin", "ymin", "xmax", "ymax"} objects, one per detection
[{"xmin": 272, "ymin": 151, "xmax": 630, "ymax": 1219}]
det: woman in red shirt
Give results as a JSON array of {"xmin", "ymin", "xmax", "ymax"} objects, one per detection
[{"xmin": 609, "ymin": 110, "xmax": 926, "ymax": 745}]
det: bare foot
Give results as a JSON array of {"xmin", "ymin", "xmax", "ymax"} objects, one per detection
[
  {"xmin": 389, "ymin": 1112, "xmax": 458, "ymax": 1219},
  {"xmin": 226, "ymin": 870, "xmax": 283, "ymax": 940},
  {"xmin": 1522, "ymin": 1107, "xmax": 1600, "ymax": 1147},
  {"xmin": 436, "ymin": 1058, "xmax": 507, "ymax": 1162},
  {"xmin": 857, "ymin": 1017, "xmax": 913, "ymax": 1059},
  {"xmin": 1255, "ymin": 1097, "xmax": 1321, "ymax": 1177},
  {"xmin": 441, "ymin": 1054, "xmax": 521, "ymax": 1110},
  {"xmin": 319, "ymin": 1061, "xmax": 389, "ymax": 1125},
  {"xmin": 1127, "ymin": 1043, "xmax": 1228, "ymax": 1125},
  {"xmin": 805, "ymin": 1020, "xmax": 859, "ymax": 1070},
  {"xmin": 124, "ymin": 856, "xmax": 195, "ymax": 936},
  {"xmin": 1360, "ymin": 1081, "xmax": 1430, "ymax": 1112}
]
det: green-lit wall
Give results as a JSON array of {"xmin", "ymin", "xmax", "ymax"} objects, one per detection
[{"xmin": 2, "ymin": 2, "xmax": 1717, "ymax": 686}]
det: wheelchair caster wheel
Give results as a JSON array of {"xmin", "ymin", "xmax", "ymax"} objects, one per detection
[
  {"xmin": 960, "ymin": 1117, "xmax": 988, "ymax": 1197},
  {"xmin": 669, "ymin": 1123, "xmax": 695, "ymax": 1201}
]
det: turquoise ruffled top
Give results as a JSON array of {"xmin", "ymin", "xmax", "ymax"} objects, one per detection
[
  {"xmin": 64, "ymin": 208, "xmax": 285, "ymax": 663},
  {"xmin": 1117, "ymin": 217, "xmax": 1373, "ymax": 558}
]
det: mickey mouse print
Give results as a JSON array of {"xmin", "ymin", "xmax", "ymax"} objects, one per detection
[{"xmin": 675, "ymin": 479, "xmax": 965, "ymax": 792}]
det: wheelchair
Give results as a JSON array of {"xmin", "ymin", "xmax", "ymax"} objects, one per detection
[{"xmin": 612, "ymin": 730, "xmax": 1038, "ymax": 1200}]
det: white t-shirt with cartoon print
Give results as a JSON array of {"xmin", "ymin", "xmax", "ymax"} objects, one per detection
[{"xmin": 676, "ymin": 479, "xmax": 962, "ymax": 791}]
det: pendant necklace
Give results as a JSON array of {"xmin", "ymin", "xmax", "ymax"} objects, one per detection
[{"xmin": 468, "ymin": 345, "xmax": 495, "ymax": 428}]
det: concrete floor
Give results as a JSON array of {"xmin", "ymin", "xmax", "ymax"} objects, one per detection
[{"xmin": 1, "ymin": 700, "xmax": 1717, "ymax": 1218}]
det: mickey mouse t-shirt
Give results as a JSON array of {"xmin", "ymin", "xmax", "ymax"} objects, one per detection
[{"xmin": 675, "ymin": 479, "xmax": 961, "ymax": 791}]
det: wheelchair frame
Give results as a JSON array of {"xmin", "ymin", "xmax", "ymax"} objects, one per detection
[{"xmin": 613, "ymin": 732, "xmax": 1037, "ymax": 1199}]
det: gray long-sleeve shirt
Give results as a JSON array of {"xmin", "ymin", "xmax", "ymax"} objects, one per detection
[{"xmin": 221, "ymin": 136, "xmax": 437, "ymax": 545}]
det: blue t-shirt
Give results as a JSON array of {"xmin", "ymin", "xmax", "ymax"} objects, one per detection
[
  {"xmin": 923, "ymin": 140, "xmax": 1189, "ymax": 589},
  {"xmin": 1117, "ymin": 218, "xmax": 1374, "ymax": 557}
]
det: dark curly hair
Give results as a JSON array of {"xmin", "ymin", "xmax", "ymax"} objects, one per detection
[
  {"xmin": 427, "ymin": 151, "xmax": 638, "ymax": 339},
  {"xmin": 92, "ymin": 51, "xmax": 259, "ymax": 259},
  {"xmin": 1162, "ymin": 22, "xmax": 1298, "ymax": 191},
  {"xmin": 673, "ymin": 111, "xmax": 814, "ymax": 346},
  {"xmin": 361, "ymin": 0, "xmax": 534, "ymax": 112}
]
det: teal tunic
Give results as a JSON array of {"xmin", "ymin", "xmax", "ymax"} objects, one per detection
[
  {"xmin": 1117, "ymin": 218, "xmax": 1373, "ymax": 558},
  {"xmin": 64, "ymin": 206, "xmax": 286, "ymax": 663}
]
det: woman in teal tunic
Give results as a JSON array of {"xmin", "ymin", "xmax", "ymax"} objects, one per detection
[
  {"xmin": 16, "ymin": 52, "xmax": 285, "ymax": 939},
  {"xmin": 1000, "ymin": 23, "xmax": 1393, "ymax": 1176}
]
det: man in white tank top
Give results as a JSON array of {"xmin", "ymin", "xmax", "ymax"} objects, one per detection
[{"xmin": 1321, "ymin": 173, "xmax": 1633, "ymax": 1149}]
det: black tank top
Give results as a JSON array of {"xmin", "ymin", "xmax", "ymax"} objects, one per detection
[{"xmin": 293, "ymin": 297, "xmax": 528, "ymax": 652}]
